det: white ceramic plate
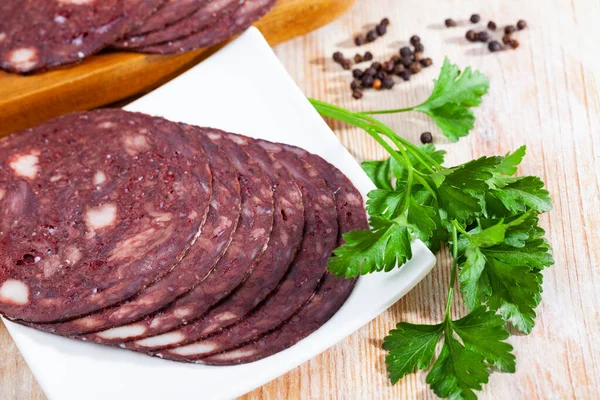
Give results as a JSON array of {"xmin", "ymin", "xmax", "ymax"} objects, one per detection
[{"xmin": 3, "ymin": 28, "xmax": 436, "ymax": 400}]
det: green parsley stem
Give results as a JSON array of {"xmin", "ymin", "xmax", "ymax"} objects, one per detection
[
  {"xmin": 451, "ymin": 220, "xmax": 471, "ymax": 239},
  {"xmin": 444, "ymin": 225, "xmax": 459, "ymax": 321},
  {"xmin": 357, "ymin": 107, "xmax": 415, "ymax": 115}
]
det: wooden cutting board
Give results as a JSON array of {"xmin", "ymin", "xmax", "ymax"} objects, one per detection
[{"xmin": 0, "ymin": 0, "xmax": 354, "ymax": 137}]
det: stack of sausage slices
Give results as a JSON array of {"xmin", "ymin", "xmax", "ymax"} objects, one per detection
[
  {"xmin": 0, "ymin": 109, "xmax": 367, "ymax": 365},
  {"xmin": 0, "ymin": 0, "xmax": 277, "ymax": 73}
]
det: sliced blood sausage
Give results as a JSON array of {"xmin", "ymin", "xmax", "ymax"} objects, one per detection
[
  {"xmin": 135, "ymin": 0, "xmax": 277, "ymax": 54},
  {"xmin": 125, "ymin": 132, "xmax": 304, "ymax": 351},
  {"xmin": 0, "ymin": 110, "xmax": 212, "ymax": 323},
  {"xmin": 200, "ymin": 147, "xmax": 368, "ymax": 365},
  {"xmin": 24, "ymin": 133, "xmax": 241, "ymax": 336},
  {"xmin": 154, "ymin": 140, "xmax": 338, "ymax": 359},
  {"xmin": 124, "ymin": 0, "xmax": 210, "ymax": 37},
  {"xmin": 0, "ymin": 0, "xmax": 166, "ymax": 73},
  {"xmin": 113, "ymin": 0, "xmax": 242, "ymax": 50},
  {"xmin": 79, "ymin": 125, "xmax": 274, "ymax": 344}
]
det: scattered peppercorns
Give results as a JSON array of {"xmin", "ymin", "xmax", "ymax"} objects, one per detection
[
  {"xmin": 445, "ymin": 18, "xmax": 457, "ymax": 27},
  {"xmin": 502, "ymin": 34, "xmax": 512, "ymax": 44},
  {"xmin": 376, "ymin": 24, "xmax": 387, "ymax": 36},
  {"xmin": 341, "ymin": 59, "xmax": 351, "ymax": 70},
  {"xmin": 409, "ymin": 62, "xmax": 422, "ymax": 74},
  {"xmin": 399, "ymin": 70, "xmax": 411, "ymax": 81},
  {"xmin": 361, "ymin": 75, "xmax": 374, "ymax": 88},
  {"xmin": 410, "ymin": 35, "xmax": 421, "ymax": 46},
  {"xmin": 383, "ymin": 60, "xmax": 395, "ymax": 73},
  {"xmin": 350, "ymin": 79, "xmax": 361, "ymax": 91},
  {"xmin": 332, "ymin": 51, "xmax": 344, "ymax": 63},
  {"xmin": 488, "ymin": 40, "xmax": 502, "ymax": 52},
  {"xmin": 366, "ymin": 30, "xmax": 378, "ymax": 42},
  {"xmin": 516, "ymin": 19, "xmax": 527, "ymax": 30},
  {"xmin": 465, "ymin": 29, "xmax": 477, "ymax": 42},
  {"xmin": 355, "ymin": 18, "xmax": 390, "ymax": 46},
  {"xmin": 414, "ymin": 42, "xmax": 425, "ymax": 52},
  {"xmin": 504, "ymin": 25, "xmax": 516, "ymax": 34},
  {"xmin": 380, "ymin": 18, "xmax": 390, "ymax": 27},
  {"xmin": 508, "ymin": 39, "xmax": 520, "ymax": 49},
  {"xmin": 354, "ymin": 34, "xmax": 366, "ymax": 46},
  {"xmin": 371, "ymin": 61, "xmax": 382, "ymax": 71},
  {"xmin": 382, "ymin": 76, "xmax": 395, "ymax": 89},
  {"xmin": 487, "ymin": 21, "xmax": 497, "ymax": 30},
  {"xmin": 470, "ymin": 14, "xmax": 481, "ymax": 23},
  {"xmin": 399, "ymin": 46, "xmax": 413, "ymax": 57},
  {"xmin": 420, "ymin": 132, "xmax": 433, "ymax": 144},
  {"xmin": 477, "ymin": 31, "xmax": 489, "ymax": 42},
  {"xmin": 352, "ymin": 68, "xmax": 363, "ymax": 79},
  {"xmin": 420, "ymin": 57, "xmax": 433, "ymax": 67},
  {"xmin": 352, "ymin": 89, "xmax": 363, "ymax": 99},
  {"xmin": 363, "ymin": 51, "xmax": 373, "ymax": 61},
  {"xmin": 354, "ymin": 53, "xmax": 363, "ymax": 63}
]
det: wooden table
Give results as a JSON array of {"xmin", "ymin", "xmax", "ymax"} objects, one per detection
[{"xmin": 1, "ymin": 0, "xmax": 599, "ymax": 398}]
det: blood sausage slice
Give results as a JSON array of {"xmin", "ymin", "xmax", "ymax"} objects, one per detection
[
  {"xmin": 0, "ymin": 110, "xmax": 212, "ymax": 322},
  {"xmin": 200, "ymin": 147, "xmax": 368, "ymax": 365},
  {"xmin": 113, "ymin": 0, "xmax": 242, "ymax": 50},
  {"xmin": 136, "ymin": 0, "xmax": 276, "ymax": 54},
  {"xmin": 124, "ymin": 0, "xmax": 210, "ymax": 37},
  {"xmin": 0, "ymin": 0, "xmax": 165, "ymax": 73},
  {"xmin": 126, "ymin": 131, "xmax": 304, "ymax": 351},
  {"xmin": 154, "ymin": 140, "xmax": 338, "ymax": 359},
  {"xmin": 80, "ymin": 125, "xmax": 274, "ymax": 344},
  {"xmin": 25, "ymin": 132, "xmax": 241, "ymax": 336}
]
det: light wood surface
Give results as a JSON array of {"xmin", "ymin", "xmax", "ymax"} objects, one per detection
[
  {"xmin": 0, "ymin": 0, "xmax": 354, "ymax": 136},
  {"xmin": 2, "ymin": 0, "xmax": 599, "ymax": 399}
]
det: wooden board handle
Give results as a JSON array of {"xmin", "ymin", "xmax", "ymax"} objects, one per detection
[{"xmin": 0, "ymin": 0, "xmax": 354, "ymax": 137}]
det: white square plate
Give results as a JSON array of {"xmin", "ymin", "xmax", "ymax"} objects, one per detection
[{"xmin": 3, "ymin": 28, "xmax": 436, "ymax": 400}]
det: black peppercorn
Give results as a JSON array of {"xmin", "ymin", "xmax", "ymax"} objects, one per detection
[
  {"xmin": 414, "ymin": 42, "xmax": 424, "ymax": 52},
  {"xmin": 352, "ymin": 89, "xmax": 363, "ymax": 99},
  {"xmin": 488, "ymin": 40, "xmax": 502, "ymax": 52},
  {"xmin": 391, "ymin": 54, "xmax": 402, "ymax": 64},
  {"xmin": 376, "ymin": 24, "xmax": 387, "ymax": 36},
  {"xmin": 505, "ymin": 25, "xmax": 516, "ymax": 34},
  {"xmin": 341, "ymin": 59, "xmax": 351, "ymax": 70},
  {"xmin": 393, "ymin": 64, "xmax": 405, "ymax": 75},
  {"xmin": 363, "ymin": 51, "xmax": 373, "ymax": 61},
  {"xmin": 375, "ymin": 71, "xmax": 386, "ymax": 81},
  {"xmin": 410, "ymin": 35, "xmax": 421, "ymax": 45},
  {"xmin": 401, "ymin": 56, "xmax": 413, "ymax": 68},
  {"xmin": 420, "ymin": 57, "xmax": 433, "ymax": 67},
  {"xmin": 465, "ymin": 29, "xmax": 477, "ymax": 42},
  {"xmin": 477, "ymin": 31, "xmax": 489, "ymax": 42},
  {"xmin": 333, "ymin": 51, "xmax": 344, "ymax": 63},
  {"xmin": 502, "ymin": 34, "xmax": 512, "ymax": 45},
  {"xmin": 354, "ymin": 53, "xmax": 363, "ymax": 63},
  {"xmin": 420, "ymin": 132, "xmax": 433, "ymax": 144},
  {"xmin": 354, "ymin": 34, "xmax": 366, "ymax": 46},
  {"xmin": 361, "ymin": 75, "xmax": 374, "ymax": 88},
  {"xmin": 509, "ymin": 39, "xmax": 520, "ymax": 49},
  {"xmin": 364, "ymin": 67, "xmax": 377, "ymax": 77},
  {"xmin": 350, "ymin": 79, "xmax": 361, "ymax": 90},
  {"xmin": 380, "ymin": 17, "xmax": 390, "ymax": 26},
  {"xmin": 516, "ymin": 20, "xmax": 527, "ymax": 30},
  {"xmin": 352, "ymin": 68, "xmax": 364, "ymax": 79},
  {"xmin": 399, "ymin": 70, "xmax": 412, "ymax": 81},
  {"xmin": 487, "ymin": 21, "xmax": 497, "ymax": 30},
  {"xmin": 470, "ymin": 14, "xmax": 481, "ymax": 23},
  {"xmin": 400, "ymin": 46, "xmax": 413, "ymax": 57},
  {"xmin": 383, "ymin": 61, "xmax": 395, "ymax": 73},
  {"xmin": 382, "ymin": 76, "xmax": 395, "ymax": 89},
  {"xmin": 366, "ymin": 30, "xmax": 378, "ymax": 42},
  {"xmin": 409, "ymin": 62, "xmax": 422, "ymax": 74},
  {"xmin": 371, "ymin": 61, "xmax": 382, "ymax": 71},
  {"xmin": 445, "ymin": 18, "xmax": 457, "ymax": 27}
]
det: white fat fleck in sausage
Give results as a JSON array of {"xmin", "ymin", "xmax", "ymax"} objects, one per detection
[
  {"xmin": 96, "ymin": 323, "xmax": 147, "ymax": 340},
  {"xmin": 169, "ymin": 341, "xmax": 218, "ymax": 356},
  {"xmin": 93, "ymin": 171, "xmax": 106, "ymax": 185},
  {"xmin": 0, "ymin": 280, "xmax": 30, "ymax": 305},
  {"xmin": 122, "ymin": 134, "xmax": 150, "ymax": 156},
  {"xmin": 9, "ymin": 152, "xmax": 40, "ymax": 179},
  {"xmin": 85, "ymin": 203, "xmax": 118, "ymax": 231},
  {"xmin": 0, "ymin": 188, "xmax": 5, "ymax": 200},
  {"xmin": 134, "ymin": 331, "xmax": 186, "ymax": 348},
  {"xmin": 208, "ymin": 347, "xmax": 257, "ymax": 361},
  {"xmin": 7, "ymin": 47, "xmax": 38, "ymax": 71}
]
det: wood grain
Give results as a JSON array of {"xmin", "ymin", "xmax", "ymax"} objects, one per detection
[
  {"xmin": 2, "ymin": 0, "xmax": 600, "ymax": 399},
  {"xmin": 0, "ymin": 0, "xmax": 354, "ymax": 136}
]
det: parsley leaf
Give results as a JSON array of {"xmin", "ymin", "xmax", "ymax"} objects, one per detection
[
  {"xmin": 383, "ymin": 322, "xmax": 443, "ymax": 384},
  {"xmin": 413, "ymin": 58, "xmax": 489, "ymax": 141},
  {"xmin": 328, "ymin": 216, "xmax": 412, "ymax": 277}
]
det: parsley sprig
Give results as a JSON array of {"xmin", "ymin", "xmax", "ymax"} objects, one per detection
[{"xmin": 309, "ymin": 58, "xmax": 553, "ymax": 399}]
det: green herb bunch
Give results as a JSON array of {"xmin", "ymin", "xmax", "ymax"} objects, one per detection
[{"xmin": 310, "ymin": 58, "xmax": 553, "ymax": 399}]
